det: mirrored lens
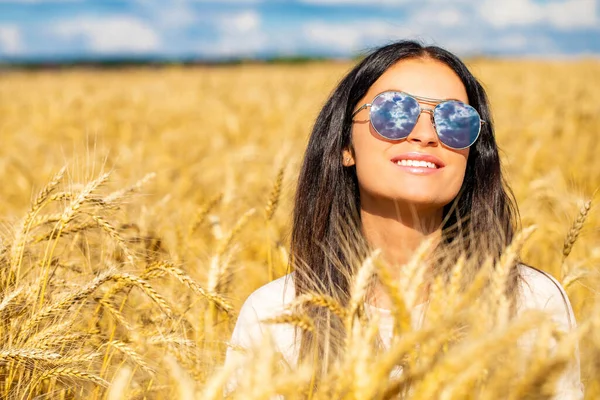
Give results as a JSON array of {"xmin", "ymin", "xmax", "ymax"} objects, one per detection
[
  {"xmin": 433, "ymin": 101, "xmax": 481, "ymax": 149},
  {"xmin": 370, "ymin": 92, "xmax": 420, "ymax": 140}
]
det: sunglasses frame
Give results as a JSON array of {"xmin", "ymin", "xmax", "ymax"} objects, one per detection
[{"xmin": 351, "ymin": 90, "xmax": 486, "ymax": 150}]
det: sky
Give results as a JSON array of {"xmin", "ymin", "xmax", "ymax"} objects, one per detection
[{"xmin": 0, "ymin": 0, "xmax": 598, "ymax": 61}]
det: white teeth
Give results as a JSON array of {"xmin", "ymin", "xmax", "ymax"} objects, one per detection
[{"xmin": 396, "ymin": 159, "xmax": 437, "ymax": 169}]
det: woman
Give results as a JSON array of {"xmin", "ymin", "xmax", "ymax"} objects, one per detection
[{"xmin": 224, "ymin": 40, "xmax": 583, "ymax": 398}]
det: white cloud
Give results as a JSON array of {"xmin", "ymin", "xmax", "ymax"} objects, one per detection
[
  {"xmin": 221, "ymin": 10, "xmax": 260, "ymax": 33},
  {"xmin": 0, "ymin": 25, "xmax": 22, "ymax": 55},
  {"xmin": 303, "ymin": 20, "xmax": 414, "ymax": 51},
  {"xmin": 493, "ymin": 34, "xmax": 529, "ymax": 51},
  {"xmin": 480, "ymin": 0, "xmax": 598, "ymax": 29},
  {"xmin": 53, "ymin": 16, "xmax": 161, "ymax": 53},
  {"xmin": 198, "ymin": 10, "xmax": 267, "ymax": 56},
  {"xmin": 411, "ymin": 7, "xmax": 467, "ymax": 28},
  {"xmin": 132, "ymin": 0, "xmax": 199, "ymax": 28},
  {"xmin": 161, "ymin": 8, "xmax": 198, "ymax": 28}
]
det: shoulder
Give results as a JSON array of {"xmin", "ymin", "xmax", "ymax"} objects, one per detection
[
  {"xmin": 232, "ymin": 273, "xmax": 296, "ymax": 336},
  {"xmin": 243, "ymin": 272, "xmax": 296, "ymax": 317},
  {"xmin": 228, "ymin": 273, "xmax": 298, "ymax": 361},
  {"xmin": 224, "ymin": 273, "xmax": 298, "ymax": 391},
  {"xmin": 516, "ymin": 263, "xmax": 576, "ymax": 330},
  {"xmin": 516, "ymin": 264, "xmax": 584, "ymax": 397}
]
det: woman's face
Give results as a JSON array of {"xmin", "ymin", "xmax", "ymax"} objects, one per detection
[{"xmin": 344, "ymin": 57, "xmax": 471, "ymax": 212}]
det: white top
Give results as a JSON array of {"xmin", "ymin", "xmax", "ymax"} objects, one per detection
[{"xmin": 225, "ymin": 264, "xmax": 584, "ymax": 398}]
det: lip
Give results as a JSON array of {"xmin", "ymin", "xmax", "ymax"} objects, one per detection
[{"xmin": 390, "ymin": 152, "xmax": 446, "ymax": 169}]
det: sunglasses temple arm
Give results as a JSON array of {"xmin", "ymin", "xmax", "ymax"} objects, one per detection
[{"xmin": 351, "ymin": 103, "xmax": 371, "ymax": 118}]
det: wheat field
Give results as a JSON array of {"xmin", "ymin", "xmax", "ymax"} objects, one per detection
[{"xmin": 0, "ymin": 59, "xmax": 598, "ymax": 399}]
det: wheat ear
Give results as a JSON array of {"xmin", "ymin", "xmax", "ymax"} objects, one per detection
[
  {"xmin": 262, "ymin": 313, "xmax": 315, "ymax": 333},
  {"xmin": 103, "ymin": 340, "xmax": 155, "ymax": 374},
  {"xmin": 91, "ymin": 215, "xmax": 136, "ymax": 264},
  {"xmin": 399, "ymin": 237, "xmax": 435, "ymax": 308},
  {"xmin": 561, "ymin": 195, "xmax": 594, "ymax": 279},
  {"xmin": 30, "ymin": 213, "xmax": 63, "ymax": 228},
  {"xmin": 188, "ymin": 193, "xmax": 223, "ymax": 237},
  {"xmin": 207, "ymin": 208, "xmax": 255, "ymax": 299},
  {"xmin": 10, "ymin": 166, "xmax": 66, "ymax": 280},
  {"xmin": 22, "ymin": 270, "xmax": 115, "ymax": 337},
  {"xmin": 375, "ymin": 259, "xmax": 412, "ymax": 336},
  {"xmin": 215, "ymin": 208, "xmax": 256, "ymax": 257},
  {"xmin": 265, "ymin": 166, "xmax": 285, "ymax": 221},
  {"xmin": 154, "ymin": 262, "xmax": 233, "ymax": 313},
  {"xmin": 111, "ymin": 273, "xmax": 173, "ymax": 316},
  {"xmin": 60, "ymin": 172, "xmax": 111, "ymax": 226},
  {"xmin": 265, "ymin": 166, "xmax": 285, "ymax": 281},
  {"xmin": 36, "ymin": 367, "xmax": 107, "ymax": 386},
  {"xmin": 100, "ymin": 299, "xmax": 133, "ymax": 332},
  {"xmin": 0, "ymin": 348, "xmax": 62, "ymax": 363},
  {"xmin": 102, "ymin": 172, "xmax": 156, "ymax": 205},
  {"xmin": 347, "ymin": 249, "xmax": 381, "ymax": 330},
  {"xmin": 287, "ymin": 293, "xmax": 347, "ymax": 319},
  {"xmin": 0, "ymin": 286, "xmax": 25, "ymax": 316}
]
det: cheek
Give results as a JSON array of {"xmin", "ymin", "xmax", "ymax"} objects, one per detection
[
  {"xmin": 351, "ymin": 127, "xmax": 387, "ymax": 178},
  {"xmin": 444, "ymin": 152, "xmax": 469, "ymax": 199}
]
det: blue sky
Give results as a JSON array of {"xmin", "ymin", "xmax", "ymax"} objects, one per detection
[{"xmin": 0, "ymin": 0, "xmax": 598, "ymax": 61}]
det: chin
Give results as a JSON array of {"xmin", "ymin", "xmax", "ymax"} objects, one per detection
[{"xmin": 390, "ymin": 193, "xmax": 449, "ymax": 210}]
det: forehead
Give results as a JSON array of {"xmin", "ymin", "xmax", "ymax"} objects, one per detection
[{"xmin": 367, "ymin": 58, "xmax": 469, "ymax": 103}]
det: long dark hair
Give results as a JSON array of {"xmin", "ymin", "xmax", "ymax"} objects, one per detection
[{"xmin": 290, "ymin": 40, "xmax": 520, "ymax": 371}]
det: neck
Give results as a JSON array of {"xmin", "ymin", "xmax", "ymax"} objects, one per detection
[
  {"xmin": 361, "ymin": 198, "xmax": 443, "ymax": 268},
  {"xmin": 360, "ymin": 194, "xmax": 443, "ymax": 307}
]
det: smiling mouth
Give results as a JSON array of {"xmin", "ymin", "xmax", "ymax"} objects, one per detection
[{"xmin": 394, "ymin": 159, "xmax": 439, "ymax": 169}]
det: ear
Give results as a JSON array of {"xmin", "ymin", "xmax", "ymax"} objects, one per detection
[{"xmin": 342, "ymin": 148, "xmax": 355, "ymax": 167}]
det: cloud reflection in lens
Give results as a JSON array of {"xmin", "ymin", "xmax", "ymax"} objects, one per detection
[
  {"xmin": 371, "ymin": 92, "xmax": 420, "ymax": 140},
  {"xmin": 434, "ymin": 101, "xmax": 481, "ymax": 149}
]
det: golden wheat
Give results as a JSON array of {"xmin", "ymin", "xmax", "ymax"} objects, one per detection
[{"xmin": 0, "ymin": 60, "xmax": 598, "ymax": 399}]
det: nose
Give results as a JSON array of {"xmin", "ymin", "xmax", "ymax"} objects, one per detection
[{"xmin": 406, "ymin": 108, "xmax": 439, "ymax": 147}]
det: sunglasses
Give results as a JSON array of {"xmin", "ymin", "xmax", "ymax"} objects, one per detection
[{"xmin": 351, "ymin": 91, "xmax": 485, "ymax": 150}]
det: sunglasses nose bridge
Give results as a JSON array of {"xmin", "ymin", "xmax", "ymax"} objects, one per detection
[
  {"xmin": 406, "ymin": 107, "xmax": 439, "ymax": 146},
  {"xmin": 418, "ymin": 108, "xmax": 436, "ymax": 126}
]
